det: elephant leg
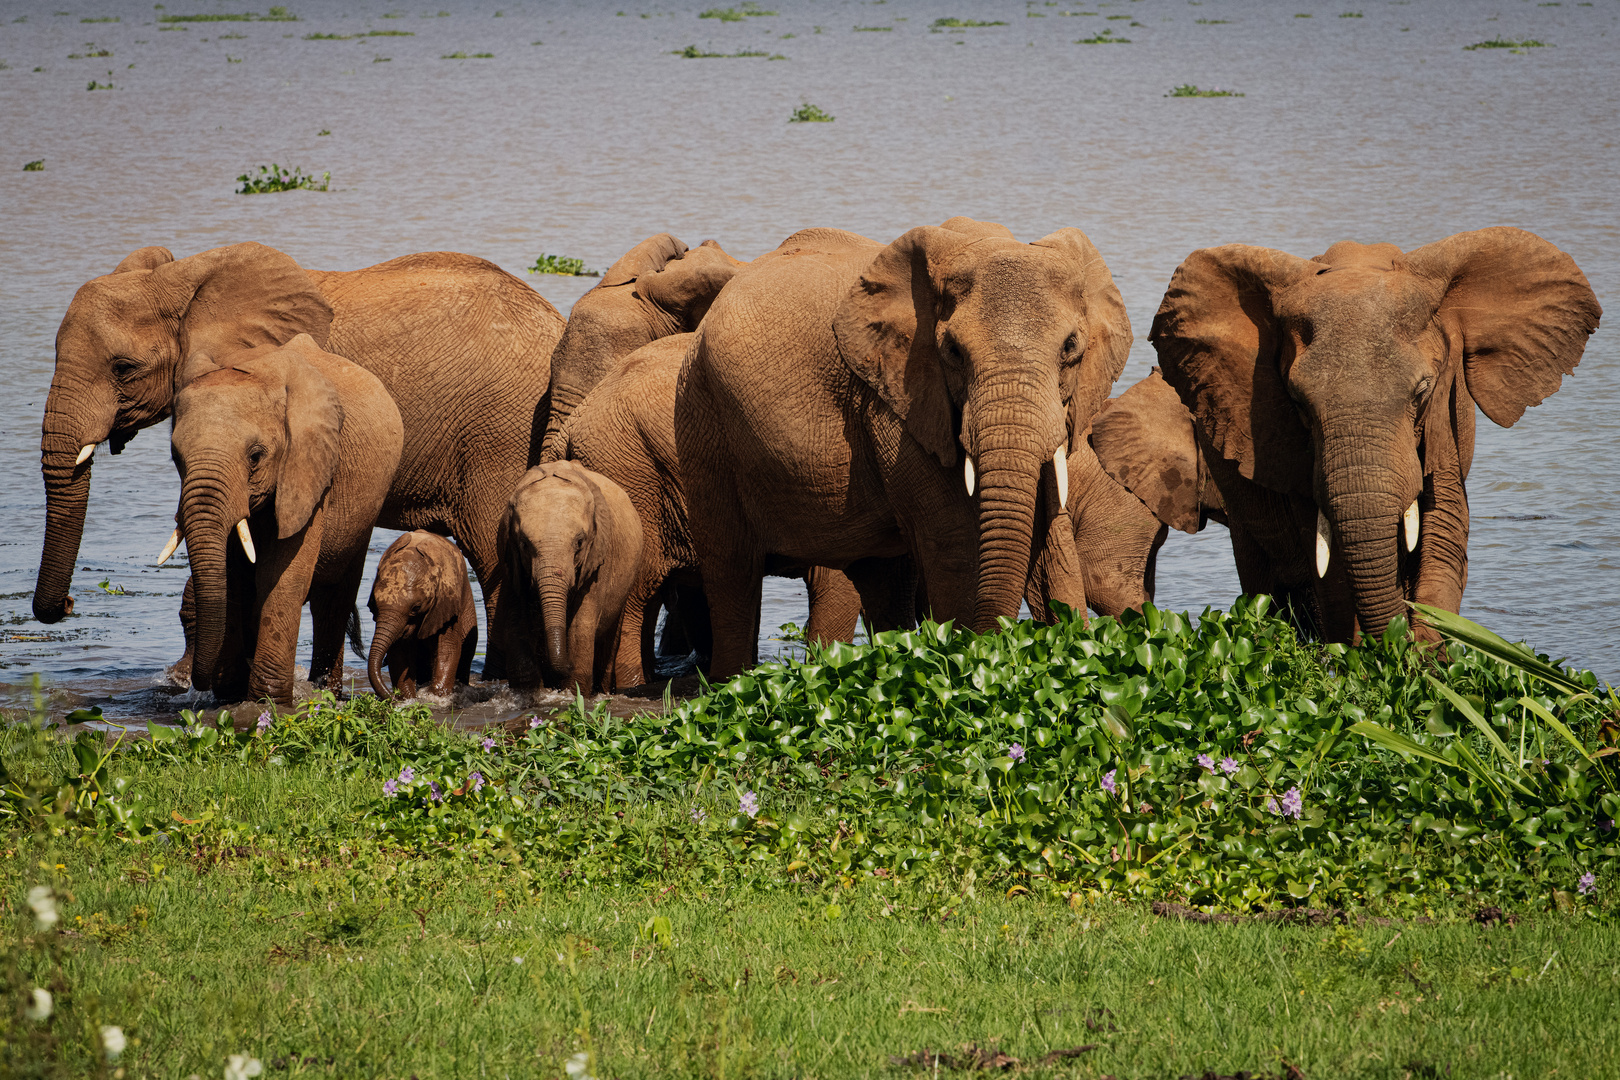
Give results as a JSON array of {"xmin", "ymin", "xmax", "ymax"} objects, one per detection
[
  {"xmin": 845, "ymin": 556, "xmax": 918, "ymax": 636},
  {"xmin": 169, "ymin": 575, "xmax": 198, "ymax": 686},
  {"xmin": 657, "ymin": 594, "xmax": 689, "ymax": 657},
  {"xmin": 455, "ymin": 624, "xmax": 478, "ymax": 688},
  {"xmin": 699, "ymin": 548, "xmax": 764, "ymax": 680},
  {"xmin": 385, "ymin": 641, "xmax": 416, "ymax": 698},
  {"xmin": 675, "ymin": 583, "xmax": 712, "ymax": 661},
  {"xmin": 308, "ymin": 548, "xmax": 368, "ymax": 694},
  {"xmin": 455, "ymin": 523, "xmax": 506, "ymax": 682},
  {"xmin": 249, "ymin": 513, "xmax": 323, "ymax": 707},
  {"xmin": 426, "ymin": 633, "xmax": 460, "ymax": 697},
  {"xmin": 566, "ymin": 595, "xmax": 600, "ymax": 695},
  {"xmin": 803, "ymin": 567, "xmax": 860, "ymax": 646}
]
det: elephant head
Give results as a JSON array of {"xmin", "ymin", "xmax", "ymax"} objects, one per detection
[
  {"xmin": 499, "ymin": 461, "xmax": 614, "ymax": 682},
  {"xmin": 34, "ymin": 242, "xmax": 331, "ymax": 623},
  {"xmin": 833, "ymin": 217, "xmax": 1131, "ymax": 627},
  {"xmin": 168, "ymin": 335, "xmax": 343, "ymax": 693},
  {"xmin": 1089, "ymin": 368, "xmax": 1225, "ymax": 535},
  {"xmin": 540, "ymin": 234, "xmax": 743, "ymax": 460},
  {"xmin": 367, "ymin": 531, "xmax": 468, "ymax": 697},
  {"xmin": 1151, "ymin": 227, "xmax": 1600, "ymax": 639}
]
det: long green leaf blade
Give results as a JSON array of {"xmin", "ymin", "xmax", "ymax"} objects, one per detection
[
  {"xmin": 1413, "ymin": 603, "xmax": 1592, "ymax": 697},
  {"xmin": 1518, "ymin": 695, "xmax": 1596, "ymax": 765}
]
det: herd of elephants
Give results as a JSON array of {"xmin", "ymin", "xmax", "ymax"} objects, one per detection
[{"xmin": 28, "ymin": 218, "xmax": 1602, "ymax": 708}]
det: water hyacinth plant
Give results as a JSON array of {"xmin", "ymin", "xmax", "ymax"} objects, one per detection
[
  {"xmin": 235, "ymin": 163, "xmax": 329, "ymax": 193},
  {"xmin": 22, "ymin": 159, "xmax": 44, "ymax": 171},
  {"xmin": 789, "ymin": 100, "xmax": 834, "ymax": 122},
  {"xmin": 1076, "ymin": 28, "xmax": 1129, "ymax": 43},
  {"xmin": 1167, "ymin": 84, "xmax": 1245, "ymax": 97},
  {"xmin": 527, "ymin": 254, "xmax": 599, "ymax": 276}
]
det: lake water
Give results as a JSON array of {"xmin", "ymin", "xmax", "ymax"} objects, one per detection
[{"xmin": 2, "ymin": 0, "xmax": 1615, "ymax": 722}]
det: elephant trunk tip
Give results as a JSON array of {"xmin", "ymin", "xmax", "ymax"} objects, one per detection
[{"xmin": 546, "ymin": 624, "xmax": 569, "ymax": 678}]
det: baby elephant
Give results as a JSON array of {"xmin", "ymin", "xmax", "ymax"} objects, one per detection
[
  {"xmin": 367, "ymin": 531, "xmax": 479, "ymax": 699},
  {"xmin": 496, "ymin": 461, "xmax": 642, "ymax": 694}
]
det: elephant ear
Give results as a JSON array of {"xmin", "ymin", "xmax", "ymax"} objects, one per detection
[
  {"xmin": 1400, "ymin": 227, "xmax": 1601, "ymax": 428},
  {"xmin": 1149, "ymin": 244, "xmax": 1317, "ymax": 496},
  {"xmin": 598, "ymin": 233, "xmax": 689, "ymax": 288},
  {"xmin": 634, "ymin": 240, "xmax": 744, "ymax": 327},
  {"xmin": 113, "ymin": 246, "xmax": 174, "ymax": 274},
  {"xmin": 245, "ymin": 335, "xmax": 344, "ymax": 539},
  {"xmin": 417, "ymin": 536, "xmax": 466, "ymax": 639},
  {"xmin": 938, "ymin": 217, "xmax": 1015, "ymax": 241},
  {"xmin": 833, "ymin": 226, "xmax": 964, "ymax": 468},
  {"xmin": 177, "ymin": 350, "xmax": 220, "ymax": 390},
  {"xmin": 1089, "ymin": 369, "xmax": 1207, "ymax": 535},
  {"xmin": 156, "ymin": 242, "xmax": 334, "ymax": 361},
  {"xmin": 1031, "ymin": 228, "xmax": 1134, "ymax": 442}
]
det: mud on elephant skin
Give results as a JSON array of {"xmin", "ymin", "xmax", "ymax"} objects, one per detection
[
  {"xmin": 495, "ymin": 461, "xmax": 643, "ymax": 695},
  {"xmin": 367, "ymin": 530, "xmax": 479, "ymax": 700},
  {"xmin": 1151, "ymin": 227, "xmax": 1600, "ymax": 642},
  {"xmin": 540, "ymin": 234, "xmax": 743, "ymax": 463},
  {"xmin": 166, "ymin": 334, "xmax": 403, "ymax": 706},
  {"xmin": 677, "ymin": 218, "xmax": 1133, "ymax": 678},
  {"xmin": 33, "ymin": 241, "xmax": 563, "ymax": 682}
]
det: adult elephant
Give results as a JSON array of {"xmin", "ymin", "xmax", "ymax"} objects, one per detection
[
  {"xmin": 540, "ymin": 233, "xmax": 743, "ymax": 462},
  {"xmin": 1151, "ymin": 228, "xmax": 1600, "ymax": 641},
  {"xmin": 677, "ymin": 218, "xmax": 1132, "ymax": 678},
  {"xmin": 33, "ymin": 242, "xmax": 564, "ymax": 677},
  {"xmin": 1080, "ymin": 369, "xmax": 1226, "ymax": 616}
]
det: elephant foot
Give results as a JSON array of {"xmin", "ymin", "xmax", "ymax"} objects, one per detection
[{"xmin": 166, "ymin": 651, "xmax": 195, "ymax": 689}]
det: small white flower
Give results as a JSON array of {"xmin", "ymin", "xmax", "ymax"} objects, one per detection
[
  {"xmin": 27, "ymin": 885, "xmax": 58, "ymax": 929},
  {"xmin": 564, "ymin": 1051, "xmax": 596, "ymax": 1080},
  {"xmin": 25, "ymin": 987, "xmax": 52, "ymax": 1021},
  {"xmin": 224, "ymin": 1054, "xmax": 264, "ymax": 1080},
  {"xmin": 513, "ymin": 955, "xmax": 524, "ymax": 964},
  {"xmin": 101, "ymin": 1025, "xmax": 127, "ymax": 1060}
]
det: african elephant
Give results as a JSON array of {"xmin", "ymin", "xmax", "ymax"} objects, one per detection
[
  {"xmin": 367, "ymin": 530, "xmax": 478, "ymax": 700},
  {"xmin": 166, "ymin": 334, "xmax": 403, "ymax": 706},
  {"xmin": 1151, "ymin": 227, "xmax": 1601, "ymax": 641},
  {"xmin": 33, "ymin": 242, "xmax": 563, "ymax": 679},
  {"xmin": 495, "ymin": 461, "xmax": 643, "ymax": 695},
  {"xmin": 562, "ymin": 335, "xmax": 912, "ymax": 688},
  {"xmin": 677, "ymin": 218, "xmax": 1132, "ymax": 677},
  {"xmin": 540, "ymin": 233, "xmax": 743, "ymax": 462},
  {"xmin": 1082, "ymin": 369, "xmax": 1227, "ymax": 616}
]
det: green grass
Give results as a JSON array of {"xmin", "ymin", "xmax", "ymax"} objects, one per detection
[
  {"xmin": 235, "ymin": 164, "xmax": 329, "ymax": 194},
  {"xmin": 789, "ymin": 100, "xmax": 834, "ymax": 122},
  {"xmin": 1464, "ymin": 36, "xmax": 1550, "ymax": 50},
  {"xmin": 527, "ymin": 254, "xmax": 599, "ymax": 276},
  {"xmin": 1167, "ymin": 84, "xmax": 1245, "ymax": 97}
]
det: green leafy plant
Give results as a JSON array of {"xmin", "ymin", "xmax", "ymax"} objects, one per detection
[
  {"xmin": 1464, "ymin": 36, "xmax": 1549, "ymax": 51},
  {"xmin": 1167, "ymin": 84, "xmax": 1244, "ymax": 97},
  {"xmin": 235, "ymin": 163, "xmax": 329, "ymax": 193},
  {"xmin": 80, "ymin": 15, "xmax": 119, "ymax": 22},
  {"xmin": 789, "ymin": 100, "xmax": 834, "ymax": 122},
  {"xmin": 932, "ymin": 17, "xmax": 1008, "ymax": 28},
  {"xmin": 700, "ymin": 3, "xmax": 776, "ymax": 20},
  {"xmin": 441, "ymin": 51, "xmax": 494, "ymax": 58},
  {"xmin": 672, "ymin": 44, "xmax": 784, "ymax": 57},
  {"xmin": 159, "ymin": 10, "xmax": 295, "ymax": 22},
  {"xmin": 1076, "ymin": 28, "xmax": 1129, "ymax": 42},
  {"xmin": 85, "ymin": 79, "xmax": 113, "ymax": 90},
  {"xmin": 527, "ymin": 254, "xmax": 599, "ymax": 276},
  {"xmin": 853, "ymin": 25, "xmax": 893, "ymax": 31},
  {"xmin": 23, "ymin": 159, "xmax": 44, "ymax": 171}
]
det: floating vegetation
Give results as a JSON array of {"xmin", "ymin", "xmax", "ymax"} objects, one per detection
[
  {"xmin": 1295, "ymin": 12, "xmax": 1312, "ymax": 17},
  {"xmin": 95, "ymin": 578, "xmax": 127, "ymax": 596},
  {"xmin": 932, "ymin": 17, "xmax": 1008, "ymax": 28},
  {"xmin": 235, "ymin": 163, "xmax": 330, "ymax": 194},
  {"xmin": 23, "ymin": 159, "xmax": 44, "ymax": 171},
  {"xmin": 1464, "ymin": 36, "xmax": 1549, "ymax": 51},
  {"xmin": 81, "ymin": 15, "xmax": 118, "ymax": 22},
  {"xmin": 160, "ymin": 8, "xmax": 296, "ymax": 22},
  {"xmin": 853, "ymin": 25, "xmax": 893, "ymax": 31},
  {"xmin": 789, "ymin": 100, "xmax": 834, "ymax": 122},
  {"xmin": 527, "ymin": 254, "xmax": 598, "ymax": 276},
  {"xmin": 1167, "ymin": 84, "xmax": 1244, "ymax": 97},
  {"xmin": 226, "ymin": 54, "xmax": 242, "ymax": 62},
  {"xmin": 672, "ymin": 44, "xmax": 784, "ymax": 58},
  {"xmin": 219, "ymin": 31, "xmax": 246, "ymax": 38},
  {"xmin": 1194, "ymin": 18, "xmax": 1230, "ymax": 24},
  {"xmin": 1340, "ymin": 10, "xmax": 1363, "ymax": 16},
  {"xmin": 317, "ymin": 128, "xmax": 330, "ymax": 135},
  {"xmin": 1075, "ymin": 28, "xmax": 1129, "ymax": 42},
  {"xmin": 700, "ymin": 3, "xmax": 777, "ymax": 20},
  {"xmin": 441, "ymin": 51, "xmax": 494, "ymax": 58},
  {"xmin": 86, "ymin": 79, "xmax": 114, "ymax": 90},
  {"xmin": 304, "ymin": 32, "xmax": 347, "ymax": 39},
  {"xmin": 364, "ymin": 29, "xmax": 413, "ymax": 35},
  {"xmin": 68, "ymin": 48, "xmax": 114, "ymax": 58}
]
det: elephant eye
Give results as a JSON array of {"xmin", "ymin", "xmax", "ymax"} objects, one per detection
[
  {"xmin": 248, "ymin": 447, "xmax": 266, "ymax": 469},
  {"xmin": 111, "ymin": 358, "xmax": 138, "ymax": 379},
  {"xmin": 1061, "ymin": 332, "xmax": 1080, "ymax": 363}
]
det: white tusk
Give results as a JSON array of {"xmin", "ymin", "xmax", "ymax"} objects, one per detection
[
  {"xmin": 964, "ymin": 454, "xmax": 977, "ymax": 498},
  {"xmin": 156, "ymin": 528, "xmax": 182, "ymax": 564},
  {"xmin": 1315, "ymin": 510, "xmax": 1331, "ymax": 579},
  {"xmin": 1054, "ymin": 443, "xmax": 1069, "ymax": 509},
  {"xmin": 1404, "ymin": 500, "xmax": 1420, "ymax": 552},
  {"xmin": 235, "ymin": 519, "xmax": 257, "ymax": 564},
  {"xmin": 75, "ymin": 444, "xmax": 95, "ymax": 465}
]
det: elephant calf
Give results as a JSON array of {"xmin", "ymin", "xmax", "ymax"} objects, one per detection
[
  {"xmin": 166, "ymin": 334, "xmax": 403, "ymax": 706},
  {"xmin": 367, "ymin": 531, "xmax": 478, "ymax": 700},
  {"xmin": 496, "ymin": 461, "xmax": 643, "ymax": 695}
]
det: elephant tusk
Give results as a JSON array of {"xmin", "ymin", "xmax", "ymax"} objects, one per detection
[
  {"xmin": 1404, "ymin": 500, "xmax": 1420, "ymax": 552},
  {"xmin": 964, "ymin": 454, "xmax": 977, "ymax": 498},
  {"xmin": 1054, "ymin": 443, "xmax": 1069, "ymax": 509},
  {"xmin": 75, "ymin": 444, "xmax": 96, "ymax": 466},
  {"xmin": 1315, "ymin": 510, "xmax": 1330, "ymax": 579},
  {"xmin": 235, "ymin": 519, "xmax": 257, "ymax": 564},
  {"xmin": 156, "ymin": 528, "xmax": 182, "ymax": 564}
]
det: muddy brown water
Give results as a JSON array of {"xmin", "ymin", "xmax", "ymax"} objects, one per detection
[{"xmin": 1, "ymin": 0, "xmax": 1615, "ymax": 727}]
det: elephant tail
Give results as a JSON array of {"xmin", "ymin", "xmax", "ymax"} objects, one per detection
[{"xmin": 347, "ymin": 605, "xmax": 365, "ymax": 662}]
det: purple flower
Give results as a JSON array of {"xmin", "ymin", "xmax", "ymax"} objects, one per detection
[
  {"xmin": 482, "ymin": 736, "xmax": 496, "ymax": 751},
  {"xmin": 1007, "ymin": 743, "xmax": 1026, "ymax": 763},
  {"xmin": 383, "ymin": 778, "xmax": 398, "ymax": 797},
  {"xmin": 1220, "ymin": 757, "xmax": 1239, "ymax": 776},
  {"xmin": 428, "ymin": 781, "xmax": 442, "ymax": 803},
  {"xmin": 740, "ymin": 791, "xmax": 760, "ymax": 818},
  {"xmin": 1101, "ymin": 770, "xmax": 1117, "ymax": 795},
  {"xmin": 528, "ymin": 715, "xmax": 544, "ymax": 729},
  {"xmin": 1266, "ymin": 797, "xmax": 1280, "ymax": 814},
  {"xmin": 1579, "ymin": 871, "xmax": 1597, "ymax": 896},
  {"xmin": 256, "ymin": 710, "xmax": 272, "ymax": 733},
  {"xmin": 1197, "ymin": 753, "xmax": 1215, "ymax": 772},
  {"xmin": 690, "ymin": 807, "xmax": 708, "ymax": 824},
  {"xmin": 469, "ymin": 771, "xmax": 484, "ymax": 792},
  {"xmin": 398, "ymin": 766, "xmax": 415, "ymax": 784},
  {"xmin": 1280, "ymin": 787, "xmax": 1303, "ymax": 820}
]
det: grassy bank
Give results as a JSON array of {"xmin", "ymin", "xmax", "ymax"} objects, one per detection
[{"xmin": 4, "ymin": 599, "xmax": 1617, "ymax": 1076}]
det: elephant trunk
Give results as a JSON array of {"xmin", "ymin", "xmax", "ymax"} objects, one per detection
[
  {"xmin": 970, "ymin": 405, "xmax": 1050, "ymax": 631},
  {"xmin": 33, "ymin": 381, "xmax": 116, "ymax": 623},
  {"xmin": 368, "ymin": 605, "xmax": 412, "ymax": 697},
  {"xmin": 1321, "ymin": 445, "xmax": 1418, "ymax": 641},
  {"xmin": 177, "ymin": 456, "xmax": 248, "ymax": 694},
  {"xmin": 536, "ymin": 545, "xmax": 574, "ymax": 678}
]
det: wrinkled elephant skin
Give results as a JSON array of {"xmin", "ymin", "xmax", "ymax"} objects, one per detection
[{"xmin": 367, "ymin": 530, "xmax": 479, "ymax": 700}]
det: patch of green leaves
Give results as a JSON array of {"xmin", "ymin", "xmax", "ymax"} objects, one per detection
[
  {"xmin": 700, "ymin": 3, "xmax": 776, "ymax": 20},
  {"xmin": 1464, "ymin": 36, "xmax": 1549, "ymax": 50},
  {"xmin": 23, "ymin": 159, "xmax": 44, "ymax": 171},
  {"xmin": 932, "ymin": 17, "xmax": 1008, "ymax": 28},
  {"xmin": 1167, "ymin": 84, "xmax": 1244, "ymax": 97},
  {"xmin": 527, "ymin": 254, "xmax": 599, "ymax": 276},
  {"xmin": 235, "ymin": 163, "xmax": 329, "ymax": 194},
  {"xmin": 1076, "ymin": 28, "xmax": 1129, "ymax": 43},
  {"xmin": 789, "ymin": 100, "xmax": 834, "ymax": 122}
]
